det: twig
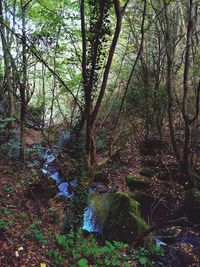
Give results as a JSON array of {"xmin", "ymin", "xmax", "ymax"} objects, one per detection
[{"xmin": 132, "ymin": 217, "xmax": 189, "ymax": 247}]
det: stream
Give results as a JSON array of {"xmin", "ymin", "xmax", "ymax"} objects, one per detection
[{"xmin": 42, "ymin": 135, "xmax": 113, "ymax": 233}]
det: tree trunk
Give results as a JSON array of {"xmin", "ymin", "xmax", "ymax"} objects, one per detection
[
  {"xmin": 0, "ymin": 0, "xmax": 15, "ymax": 125},
  {"xmin": 20, "ymin": 0, "xmax": 27, "ymax": 160}
]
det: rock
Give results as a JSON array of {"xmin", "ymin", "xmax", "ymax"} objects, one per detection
[
  {"xmin": 103, "ymin": 192, "xmax": 148, "ymax": 244},
  {"xmin": 139, "ymin": 167, "xmax": 154, "ymax": 177},
  {"xmin": 130, "ymin": 190, "xmax": 146, "ymax": 202},
  {"xmin": 184, "ymin": 189, "xmax": 200, "ymax": 224},
  {"xmin": 126, "ymin": 175, "xmax": 150, "ymax": 191}
]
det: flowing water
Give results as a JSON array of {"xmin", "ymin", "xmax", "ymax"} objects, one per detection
[{"xmin": 42, "ymin": 142, "xmax": 113, "ymax": 233}]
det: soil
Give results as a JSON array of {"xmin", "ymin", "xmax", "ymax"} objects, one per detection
[{"xmin": 0, "ymin": 158, "xmax": 64, "ymax": 266}]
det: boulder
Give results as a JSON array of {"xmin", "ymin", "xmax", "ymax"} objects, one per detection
[
  {"xmin": 103, "ymin": 192, "xmax": 148, "ymax": 244},
  {"xmin": 184, "ymin": 189, "xmax": 200, "ymax": 224},
  {"xmin": 130, "ymin": 190, "xmax": 146, "ymax": 202},
  {"xmin": 126, "ymin": 175, "xmax": 150, "ymax": 191},
  {"xmin": 139, "ymin": 167, "xmax": 154, "ymax": 177}
]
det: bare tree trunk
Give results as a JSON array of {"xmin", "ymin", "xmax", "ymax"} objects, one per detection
[
  {"xmin": 41, "ymin": 65, "xmax": 46, "ymax": 130},
  {"xmin": 181, "ymin": 0, "xmax": 194, "ymax": 182},
  {"xmin": 0, "ymin": 0, "xmax": 15, "ymax": 126},
  {"xmin": 19, "ymin": 0, "xmax": 28, "ymax": 160},
  {"xmin": 162, "ymin": 1, "xmax": 181, "ymax": 167}
]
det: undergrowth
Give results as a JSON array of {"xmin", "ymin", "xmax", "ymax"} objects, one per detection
[{"xmin": 47, "ymin": 229, "xmax": 164, "ymax": 267}]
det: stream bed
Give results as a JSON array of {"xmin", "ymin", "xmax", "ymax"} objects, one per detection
[{"xmin": 42, "ymin": 148, "xmax": 113, "ymax": 233}]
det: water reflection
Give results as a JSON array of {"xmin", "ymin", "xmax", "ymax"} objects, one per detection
[{"xmin": 82, "ymin": 192, "xmax": 113, "ymax": 233}]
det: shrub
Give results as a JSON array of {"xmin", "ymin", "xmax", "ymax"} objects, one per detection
[
  {"xmin": 48, "ymin": 229, "xmax": 164, "ymax": 266},
  {"xmin": 48, "ymin": 229, "xmax": 131, "ymax": 266}
]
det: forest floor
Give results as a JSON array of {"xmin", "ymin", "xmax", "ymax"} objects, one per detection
[
  {"xmin": 0, "ymin": 157, "xmax": 65, "ymax": 266},
  {"xmin": 0, "ymin": 135, "xmax": 200, "ymax": 266}
]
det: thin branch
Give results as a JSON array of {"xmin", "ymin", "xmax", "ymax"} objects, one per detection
[
  {"xmin": 132, "ymin": 217, "xmax": 190, "ymax": 247},
  {"xmin": 0, "ymin": 20, "xmax": 83, "ymax": 112},
  {"xmin": 92, "ymin": 0, "xmax": 122, "ymax": 123},
  {"xmin": 111, "ymin": 0, "xmax": 147, "ymax": 134}
]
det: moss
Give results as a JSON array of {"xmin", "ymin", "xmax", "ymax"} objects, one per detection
[
  {"xmin": 103, "ymin": 192, "xmax": 148, "ymax": 244},
  {"xmin": 139, "ymin": 167, "xmax": 154, "ymax": 177},
  {"xmin": 126, "ymin": 175, "xmax": 150, "ymax": 191},
  {"xmin": 184, "ymin": 189, "xmax": 200, "ymax": 224},
  {"xmin": 130, "ymin": 190, "xmax": 145, "ymax": 202}
]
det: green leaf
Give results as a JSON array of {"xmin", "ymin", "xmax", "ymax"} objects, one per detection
[
  {"xmin": 56, "ymin": 235, "xmax": 67, "ymax": 246},
  {"xmin": 78, "ymin": 258, "xmax": 89, "ymax": 267},
  {"xmin": 29, "ymin": 220, "xmax": 42, "ymax": 228},
  {"xmin": 139, "ymin": 256, "xmax": 148, "ymax": 265}
]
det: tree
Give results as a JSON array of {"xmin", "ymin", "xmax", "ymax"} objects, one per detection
[
  {"xmin": 0, "ymin": 0, "xmax": 15, "ymax": 126},
  {"xmin": 80, "ymin": 0, "xmax": 126, "ymax": 166}
]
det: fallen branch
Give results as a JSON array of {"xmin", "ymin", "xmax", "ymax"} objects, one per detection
[{"xmin": 132, "ymin": 217, "xmax": 190, "ymax": 247}]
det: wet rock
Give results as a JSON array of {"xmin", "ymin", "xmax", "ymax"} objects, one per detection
[
  {"xmin": 126, "ymin": 175, "xmax": 150, "ymax": 191},
  {"xmin": 184, "ymin": 189, "xmax": 200, "ymax": 224},
  {"xmin": 91, "ymin": 183, "xmax": 114, "ymax": 193},
  {"xmin": 139, "ymin": 167, "xmax": 154, "ymax": 177},
  {"xmin": 103, "ymin": 192, "xmax": 148, "ymax": 244}
]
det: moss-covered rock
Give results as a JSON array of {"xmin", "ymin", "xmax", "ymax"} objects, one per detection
[
  {"xmin": 126, "ymin": 175, "xmax": 150, "ymax": 191},
  {"xmin": 184, "ymin": 189, "xmax": 200, "ymax": 224},
  {"xmin": 130, "ymin": 190, "xmax": 146, "ymax": 202},
  {"xmin": 103, "ymin": 192, "xmax": 148, "ymax": 244},
  {"xmin": 139, "ymin": 167, "xmax": 154, "ymax": 177}
]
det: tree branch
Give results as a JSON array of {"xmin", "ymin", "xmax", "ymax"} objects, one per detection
[{"xmin": 92, "ymin": 0, "xmax": 122, "ymax": 123}]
